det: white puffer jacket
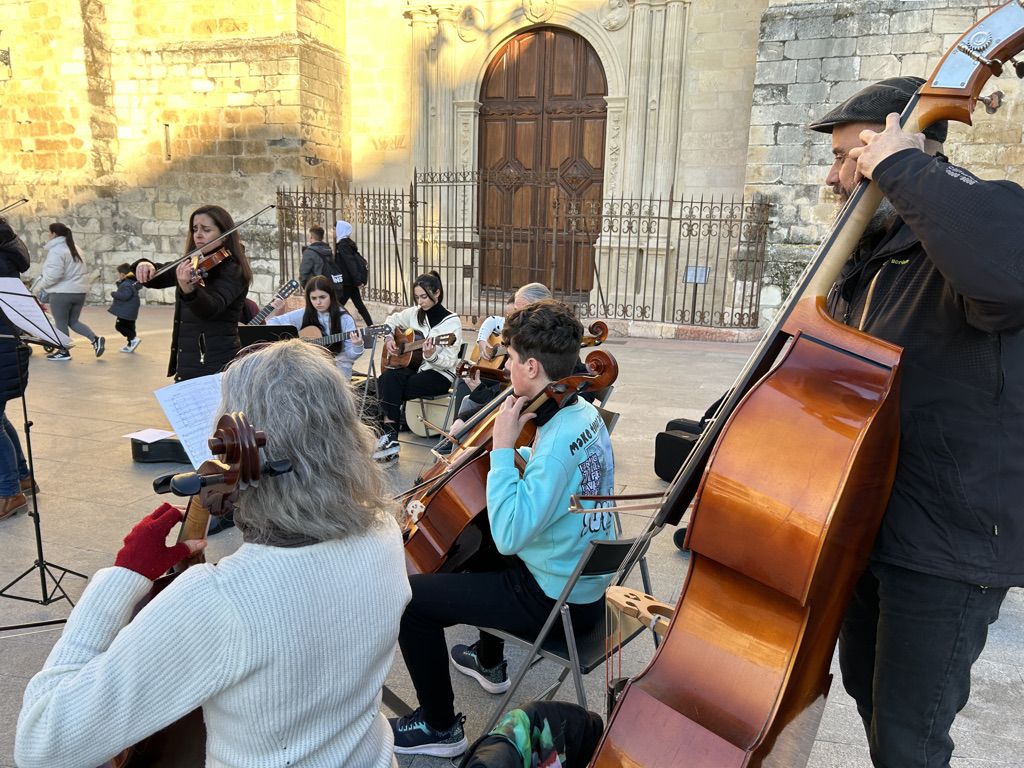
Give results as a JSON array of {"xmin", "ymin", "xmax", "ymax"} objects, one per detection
[{"xmin": 39, "ymin": 236, "xmax": 91, "ymax": 294}]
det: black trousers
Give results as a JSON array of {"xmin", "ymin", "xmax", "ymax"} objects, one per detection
[
  {"xmin": 376, "ymin": 366, "xmax": 450, "ymax": 426},
  {"xmin": 114, "ymin": 318, "xmax": 136, "ymax": 341},
  {"xmin": 399, "ymin": 558, "xmax": 604, "ymax": 731},
  {"xmin": 839, "ymin": 561, "xmax": 1008, "ymax": 767},
  {"xmin": 339, "ymin": 284, "xmax": 373, "ymax": 326}
]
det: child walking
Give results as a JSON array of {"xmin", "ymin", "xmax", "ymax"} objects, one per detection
[{"xmin": 109, "ymin": 263, "xmax": 142, "ymax": 352}]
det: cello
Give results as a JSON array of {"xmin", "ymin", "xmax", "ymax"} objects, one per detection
[
  {"xmin": 103, "ymin": 413, "xmax": 291, "ymax": 768},
  {"xmin": 590, "ymin": 7, "xmax": 1024, "ymax": 765},
  {"xmin": 402, "ymin": 349, "xmax": 618, "ymax": 575}
]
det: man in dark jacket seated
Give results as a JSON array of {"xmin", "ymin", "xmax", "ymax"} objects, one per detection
[{"xmin": 810, "ymin": 76, "xmax": 1024, "ymax": 767}]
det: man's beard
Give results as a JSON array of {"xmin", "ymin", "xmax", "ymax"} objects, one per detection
[{"xmin": 832, "ymin": 187, "xmax": 896, "ymax": 241}]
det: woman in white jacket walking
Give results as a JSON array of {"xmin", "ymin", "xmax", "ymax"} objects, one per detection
[{"xmin": 38, "ymin": 223, "xmax": 104, "ymax": 360}]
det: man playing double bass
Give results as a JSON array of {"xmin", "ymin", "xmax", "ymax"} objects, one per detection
[{"xmin": 811, "ymin": 76, "xmax": 1024, "ymax": 767}]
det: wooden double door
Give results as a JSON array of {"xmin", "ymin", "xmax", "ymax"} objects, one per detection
[{"xmin": 478, "ymin": 27, "xmax": 607, "ymax": 295}]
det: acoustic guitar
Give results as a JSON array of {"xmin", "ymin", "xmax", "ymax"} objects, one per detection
[
  {"xmin": 467, "ymin": 329, "xmax": 507, "ymax": 370},
  {"xmin": 380, "ymin": 329, "xmax": 459, "ymax": 371},
  {"xmin": 298, "ymin": 323, "xmax": 392, "ymax": 349}
]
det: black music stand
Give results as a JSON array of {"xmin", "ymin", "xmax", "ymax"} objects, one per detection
[{"xmin": 0, "ymin": 278, "xmax": 87, "ymax": 631}]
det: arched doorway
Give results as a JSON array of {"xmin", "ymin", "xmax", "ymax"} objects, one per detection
[{"xmin": 478, "ymin": 27, "xmax": 607, "ymax": 295}]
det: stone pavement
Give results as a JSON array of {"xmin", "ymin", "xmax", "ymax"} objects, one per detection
[{"xmin": 0, "ymin": 306, "xmax": 1020, "ymax": 767}]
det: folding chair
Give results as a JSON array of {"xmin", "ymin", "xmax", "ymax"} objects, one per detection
[
  {"xmin": 478, "ymin": 536, "xmax": 650, "ymax": 733},
  {"xmin": 350, "ymin": 333, "xmax": 381, "ymax": 419}
]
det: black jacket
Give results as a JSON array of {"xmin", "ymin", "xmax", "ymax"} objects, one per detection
[
  {"xmin": 828, "ymin": 149, "xmax": 1024, "ymax": 587},
  {"xmin": 298, "ymin": 242, "xmax": 335, "ymax": 287},
  {"xmin": 0, "ymin": 229, "xmax": 30, "ymax": 402},
  {"xmin": 133, "ymin": 256, "xmax": 249, "ymax": 380},
  {"xmin": 108, "ymin": 276, "xmax": 141, "ymax": 321}
]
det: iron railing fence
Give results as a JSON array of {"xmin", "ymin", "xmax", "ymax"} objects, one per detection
[{"xmin": 277, "ymin": 173, "xmax": 771, "ymax": 328}]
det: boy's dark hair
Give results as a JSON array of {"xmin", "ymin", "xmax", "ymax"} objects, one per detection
[
  {"xmin": 116, "ymin": 262, "xmax": 131, "ymax": 274},
  {"xmin": 309, "ymin": 225, "xmax": 325, "ymax": 241},
  {"xmin": 502, "ymin": 299, "xmax": 582, "ymax": 381}
]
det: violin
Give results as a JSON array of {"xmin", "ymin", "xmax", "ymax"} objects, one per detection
[
  {"xmin": 101, "ymin": 413, "xmax": 291, "ymax": 768},
  {"xmin": 185, "ymin": 246, "xmax": 232, "ymax": 287},
  {"xmin": 591, "ymin": 7, "xmax": 1024, "ymax": 766},
  {"xmin": 401, "ymin": 349, "xmax": 618, "ymax": 575}
]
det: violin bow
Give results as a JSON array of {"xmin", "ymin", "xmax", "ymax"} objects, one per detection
[{"xmin": 149, "ymin": 204, "xmax": 276, "ymax": 281}]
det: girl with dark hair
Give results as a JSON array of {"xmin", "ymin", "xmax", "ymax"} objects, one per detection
[
  {"xmin": 38, "ymin": 222, "xmax": 104, "ymax": 361},
  {"xmin": 373, "ymin": 271, "xmax": 462, "ymax": 462},
  {"xmin": 266, "ymin": 275, "xmax": 364, "ymax": 378},
  {"xmin": 133, "ymin": 205, "xmax": 252, "ymax": 381}
]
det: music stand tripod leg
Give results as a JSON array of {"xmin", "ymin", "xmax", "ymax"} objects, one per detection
[{"xmin": 0, "ymin": 290, "xmax": 87, "ymax": 629}]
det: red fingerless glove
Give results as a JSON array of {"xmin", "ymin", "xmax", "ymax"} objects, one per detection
[{"xmin": 114, "ymin": 503, "xmax": 192, "ymax": 581}]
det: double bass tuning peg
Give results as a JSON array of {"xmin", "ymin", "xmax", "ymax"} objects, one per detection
[
  {"xmin": 978, "ymin": 90, "xmax": 1005, "ymax": 114},
  {"xmin": 1012, "ymin": 57, "xmax": 1024, "ymax": 78}
]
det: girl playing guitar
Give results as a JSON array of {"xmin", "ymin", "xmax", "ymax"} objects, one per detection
[{"xmin": 374, "ymin": 271, "xmax": 463, "ymax": 462}]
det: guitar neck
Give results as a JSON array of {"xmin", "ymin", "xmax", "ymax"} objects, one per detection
[
  {"xmin": 248, "ymin": 302, "xmax": 278, "ymax": 326},
  {"xmin": 308, "ymin": 324, "xmax": 391, "ymax": 347}
]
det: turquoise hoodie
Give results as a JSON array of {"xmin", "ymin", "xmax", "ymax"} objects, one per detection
[{"xmin": 486, "ymin": 398, "xmax": 616, "ymax": 603}]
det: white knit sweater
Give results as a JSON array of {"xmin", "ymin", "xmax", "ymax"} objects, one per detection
[{"xmin": 16, "ymin": 520, "xmax": 411, "ymax": 768}]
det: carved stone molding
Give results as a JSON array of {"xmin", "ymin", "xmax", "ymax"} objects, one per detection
[
  {"xmin": 599, "ymin": 0, "xmax": 630, "ymax": 31},
  {"xmin": 458, "ymin": 6, "xmax": 485, "ymax": 42},
  {"xmin": 522, "ymin": 0, "xmax": 556, "ymax": 23}
]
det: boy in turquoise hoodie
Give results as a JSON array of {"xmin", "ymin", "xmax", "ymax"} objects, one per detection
[{"xmin": 391, "ymin": 300, "xmax": 616, "ymax": 758}]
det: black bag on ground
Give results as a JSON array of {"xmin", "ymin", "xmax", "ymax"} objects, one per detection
[
  {"xmin": 653, "ymin": 391, "xmax": 729, "ymax": 483},
  {"xmin": 131, "ymin": 437, "xmax": 190, "ymax": 464}
]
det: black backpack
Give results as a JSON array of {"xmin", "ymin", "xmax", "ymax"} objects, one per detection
[
  {"xmin": 319, "ymin": 251, "xmax": 346, "ymax": 290},
  {"xmin": 337, "ymin": 240, "xmax": 369, "ymax": 286}
]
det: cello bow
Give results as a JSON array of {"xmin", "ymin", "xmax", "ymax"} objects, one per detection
[{"xmin": 592, "ymin": 6, "xmax": 1024, "ymax": 767}]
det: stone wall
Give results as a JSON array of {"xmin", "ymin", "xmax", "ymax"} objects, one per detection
[
  {"xmin": 0, "ymin": 0, "xmax": 349, "ymax": 305},
  {"xmin": 747, "ymin": 0, "xmax": 1024, "ymax": 295}
]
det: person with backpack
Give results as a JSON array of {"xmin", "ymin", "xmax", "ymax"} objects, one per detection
[
  {"xmin": 298, "ymin": 226, "xmax": 338, "ymax": 290},
  {"xmin": 334, "ymin": 220, "xmax": 373, "ymax": 326}
]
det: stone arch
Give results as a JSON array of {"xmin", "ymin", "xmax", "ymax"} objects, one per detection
[{"xmin": 454, "ymin": 9, "xmax": 626, "ymax": 103}]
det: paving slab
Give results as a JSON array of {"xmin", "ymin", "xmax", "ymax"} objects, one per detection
[{"xmin": 0, "ymin": 306, "xmax": 1020, "ymax": 767}]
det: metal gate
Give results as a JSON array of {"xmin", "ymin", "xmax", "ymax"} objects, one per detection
[{"xmin": 277, "ymin": 173, "xmax": 771, "ymax": 327}]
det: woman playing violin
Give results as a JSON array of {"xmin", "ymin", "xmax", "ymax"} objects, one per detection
[
  {"xmin": 133, "ymin": 205, "xmax": 252, "ymax": 381},
  {"xmin": 15, "ymin": 340, "xmax": 411, "ymax": 768}
]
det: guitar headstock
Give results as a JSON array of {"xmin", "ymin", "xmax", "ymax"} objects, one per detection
[
  {"xmin": 278, "ymin": 279, "xmax": 301, "ymax": 299},
  {"xmin": 436, "ymin": 333, "xmax": 458, "ymax": 347}
]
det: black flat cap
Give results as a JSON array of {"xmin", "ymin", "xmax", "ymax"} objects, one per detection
[{"xmin": 810, "ymin": 76, "xmax": 947, "ymax": 143}]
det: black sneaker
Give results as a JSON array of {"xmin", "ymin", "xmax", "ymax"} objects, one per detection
[
  {"xmin": 47, "ymin": 351, "xmax": 71, "ymax": 361},
  {"xmin": 92, "ymin": 336, "xmax": 105, "ymax": 357},
  {"xmin": 450, "ymin": 641, "xmax": 510, "ymax": 693},
  {"xmin": 390, "ymin": 708, "xmax": 467, "ymax": 757}
]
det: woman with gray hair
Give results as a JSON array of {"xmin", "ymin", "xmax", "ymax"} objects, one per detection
[{"xmin": 16, "ymin": 339, "xmax": 411, "ymax": 768}]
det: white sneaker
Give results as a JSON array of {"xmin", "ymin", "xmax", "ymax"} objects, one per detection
[
  {"xmin": 128, "ymin": 337, "xmax": 141, "ymax": 352},
  {"xmin": 373, "ymin": 435, "xmax": 400, "ymax": 462},
  {"xmin": 119, "ymin": 343, "xmax": 132, "ymax": 353}
]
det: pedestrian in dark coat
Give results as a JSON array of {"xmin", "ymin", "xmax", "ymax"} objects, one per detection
[
  {"xmin": 334, "ymin": 220, "xmax": 374, "ymax": 326},
  {"xmin": 108, "ymin": 263, "xmax": 142, "ymax": 353},
  {"xmin": 811, "ymin": 76, "xmax": 1024, "ymax": 768},
  {"xmin": 133, "ymin": 205, "xmax": 252, "ymax": 381},
  {"xmin": 0, "ymin": 218, "xmax": 34, "ymax": 520}
]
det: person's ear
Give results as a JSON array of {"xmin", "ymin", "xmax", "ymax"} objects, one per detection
[{"xmin": 525, "ymin": 357, "xmax": 541, "ymax": 379}]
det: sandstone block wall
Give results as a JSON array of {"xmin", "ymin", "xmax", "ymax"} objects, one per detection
[
  {"xmin": 748, "ymin": 0, "xmax": 1024, "ymax": 294},
  {"xmin": 0, "ymin": 0, "xmax": 349, "ymax": 306}
]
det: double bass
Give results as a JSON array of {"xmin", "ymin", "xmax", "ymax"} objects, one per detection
[{"xmin": 591, "ymin": 7, "xmax": 1024, "ymax": 766}]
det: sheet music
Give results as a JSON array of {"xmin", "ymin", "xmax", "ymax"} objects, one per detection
[
  {"xmin": 0, "ymin": 277, "xmax": 72, "ymax": 347},
  {"xmin": 154, "ymin": 374, "xmax": 223, "ymax": 469}
]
